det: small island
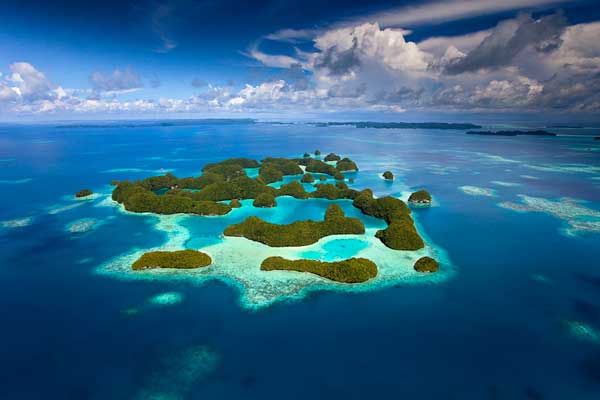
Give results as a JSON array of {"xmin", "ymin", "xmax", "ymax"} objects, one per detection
[
  {"xmin": 261, "ymin": 256, "xmax": 377, "ymax": 283},
  {"xmin": 230, "ymin": 199, "xmax": 242, "ymax": 208},
  {"xmin": 224, "ymin": 204, "xmax": 364, "ymax": 247},
  {"xmin": 383, "ymin": 171, "xmax": 394, "ymax": 180},
  {"xmin": 353, "ymin": 189, "xmax": 424, "ymax": 250},
  {"xmin": 414, "ymin": 256, "xmax": 439, "ymax": 273},
  {"xmin": 301, "ymin": 173, "xmax": 315, "ymax": 183},
  {"xmin": 408, "ymin": 189, "xmax": 432, "ymax": 205},
  {"xmin": 466, "ymin": 130, "xmax": 556, "ymax": 137},
  {"xmin": 336, "ymin": 157, "xmax": 358, "ymax": 172},
  {"xmin": 324, "ymin": 153, "xmax": 341, "ymax": 162},
  {"xmin": 315, "ymin": 150, "xmax": 321, "ymax": 156},
  {"xmin": 253, "ymin": 192, "xmax": 277, "ymax": 208},
  {"xmin": 132, "ymin": 250, "xmax": 212, "ymax": 270},
  {"xmin": 76, "ymin": 189, "xmax": 93, "ymax": 198}
]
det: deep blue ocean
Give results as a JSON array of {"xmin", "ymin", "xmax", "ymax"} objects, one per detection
[{"xmin": 1, "ymin": 121, "xmax": 599, "ymax": 399}]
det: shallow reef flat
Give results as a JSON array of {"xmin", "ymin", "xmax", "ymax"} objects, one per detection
[
  {"xmin": 491, "ymin": 181, "xmax": 522, "ymax": 187},
  {"xmin": 499, "ymin": 195, "xmax": 600, "ymax": 236},
  {"xmin": 135, "ymin": 344, "xmax": 219, "ymax": 399},
  {"xmin": 459, "ymin": 185, "xmax": 496, "ymax": 197},
  {"xmin": 0, "ymin": 178, "xmax": 33, "ymax": 184},
  {"xmin": 66, "ymin": 218, "xmax": 100, "ymax": 234},
  {"xmin": 524, "ymin": 163, "xmax": 600, "ymax": 174},
  {"xmin": 1, "ymin": 216, "xmax": 34, "ymax": 229},
  {"xmin": 101, "ymin": 167, "xmax": 176, "ymax": 174},
  {"xmin": 97, "ymin": 200, "xmax": 452, "ymax": 309},
  {"xmin": 562, "ymin": 320, "xmax": 600, "ymax": 344},
  {"xmin": 148, "ymin": 291, "xmax": 184, "ymax": 306}
]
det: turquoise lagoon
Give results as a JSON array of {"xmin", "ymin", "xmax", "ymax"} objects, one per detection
[{"xmin": 1, "ymin": 121, "xmax": 600, "ymax": 399}]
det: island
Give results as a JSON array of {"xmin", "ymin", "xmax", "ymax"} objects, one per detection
[
  {"xmin": 132, "ymin": 249, "xmax": 212, "ymax": 270},
  {"xmin": 109, "ymin": 152, "xmax": 430, "ymax": 288},
  {"xmin": 336, "ymin": 157, "xmax": 358, "ymax": 172},
  {"xmin": 315, "ymin": 122, "xmax": 481, "ymax": 130},
  {"xmin": 253, "ymin": 192, "xmax": 277, "ymax": 208},
  {"xmin": 76, "ymin": 189, "xmax": 93, "ymax": 198},
  {"xmin": 261, "ymin": 256, "xmax": 377, "ymax": 283},
  {"xmin": 383, "ymin": 171, "xmax": 394, "ymax": 180},
  {"xmin": 414, "ymin": 256, "xmax": 439, "ymax": 273},
  {"xmin": 301, "ymin": 173, "xmax": 315, "ymax": 183},
  {"xmin": 408, "ymin": 189, "xmax": 432, "ymax": 205},
  {"xmin": 353, "ymin": 189, "xmax": 424, "ymax": 250},
  {"xmin": 224, "ymin": 204, "xmax": 364, "ymax": 246},
  {"xmin": 315, "ymin": 150, "xmax": 321, "ymax": 156},
  {"xmin": 324, "ymin": 152, "xmax": 341, "ymax": 162},
  {"xmin": 595, "ymin": 136, "xmax": 600, "ymax": 140},
  {"xmin": 466, "ymin": 130, "xmax": 556, "ymax": 137}
]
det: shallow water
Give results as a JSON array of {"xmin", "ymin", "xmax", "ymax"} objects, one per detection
[{"xmin": 0, "ymin": 121, "xmax": 599, "ymax": 399}]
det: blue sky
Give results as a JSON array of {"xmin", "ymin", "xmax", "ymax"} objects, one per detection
[{"xmin": 1, "ymin": 0, "xmax": 599, "ymax": 121}]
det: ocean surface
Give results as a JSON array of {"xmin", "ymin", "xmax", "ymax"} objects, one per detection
[{"xmin": 1, "ymin": 120, "xmax": 599, "ymax": 399}]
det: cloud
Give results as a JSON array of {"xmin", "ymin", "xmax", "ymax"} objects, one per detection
[
  {"xmin": 3, "ymin": 16, "xmax": 600, "ymax": 118},
  {"xmin": 8, "ymin": 62, "xmax": 55, "ymax": 101},
  {"xmin": 191, "ymin": 78, "xmax": 208, "ymax": 88},
  {"xmin": 349, "ymin": 0, "xmax": 574, "ymax": 28},
  {"xmin": 444, "ymin": 12, "xmax": 567, "ymax": 74},
  {"xmin": 151, "ymin": 3, "xmax": 178, "ymax": 53},
  {"xmin": 313, "ymin": 23, "xmax": 430, "ymax": 74},
  {"xmin": 247, "ymin": 45, "xmax": 303, "ymax": 69},
  {"xmin": 89, "ymin": 68, "xmax": 142, "ymax": 93}
]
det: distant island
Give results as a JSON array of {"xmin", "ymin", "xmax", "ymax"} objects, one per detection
[
  {"xmin": 595, "ymin": 136, "xmax": 600, "ymax": 140},
  {"xmin": 55, "ymin": 119, "xmax": 256, "ymax": 129},
  {"xmin": 466, "ymin": 130, "xmax": 556, "ymax": 137},
  {"xmin": 314, "ymin": 122, "xmax": 481, "ymax": 130}
]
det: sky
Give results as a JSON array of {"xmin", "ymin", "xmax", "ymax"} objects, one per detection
[{"xmin": 1, "ymin": 0, "xmax": 600, "ymax": 121}]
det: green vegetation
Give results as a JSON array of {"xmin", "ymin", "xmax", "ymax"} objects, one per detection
[
  {"xmin": 319, "ymin": 175, "xmax": 327, "ymax": 181},
  {"xmin": 224, "ymin": 204, "xmax": 364, "ymax": 247},
  {"xmin": 262, "ymin": 158, "xmax": 303, "ymax": 175},
  {"xmin": 132, "ymin": 250, "xmax": 212, "ymax": 270},
  {"xmin": 315, "ymin": 150, "xmax": 321, "ymax": 155},
  {"xmin": 259, "ymin": 157, "xmax": 303, "ymax": 184},
  {"xmin": 258, "ymin": 164, "xmax": 283, "ymax": 184},
  {"xmin": 261, "ymin": 256, "xmax": 377, "ymax": 283},
  {"xmin": 353, "ymin": 189, "xmax": 424, "ymax": 250},
  {"xmin": 336, "ymin": 157, "xmax": 358, "ymax": 172},
  {"xmin": 253, "ymin": 192, "xmax": 277, "ymax": 208},
  {"xmin": 110, "ymin": 180, "xmax": 120, "ymax": 186},
  {"xmin": 408, "ymin": 189, "xmax": 432, "ymax": 204},
  {"xmin": 413, "ymin": 256, "xmax": 439, "ymax": 273},
  {"xmin": 112, "ymin": 180, "xmax": 231, "ymax": 215},
  {"xmin": 311, "ymin": 183, "xmax": 359, "ymax": 200},
  {"xmin": 301, "ymin": 173, "xmax": 315, "ymax": 183},
  {"xmin": 76, "ymin": 189, "xmax": 93, "ymax": 198},
  {"xmin": 324, "ymin": 153, "xmax": 341, "ymax": 162},
  {"xmin": 305, "ymin": 159, "xmax": 345, "ymax": 180},
  {"xmin": 230, "ymin": 199, "xmax": 242, "ymax": 208},
  {"xmin": 277, "ymin": 180, "xmax": 309, "ymax": 199},
  {"xmin": 383, "ymin": 171, "xmax": 394, "ymax": 180},
  {"xmin": 303, "ymin": 152, "xmax": 310, "ymax": 157}
]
